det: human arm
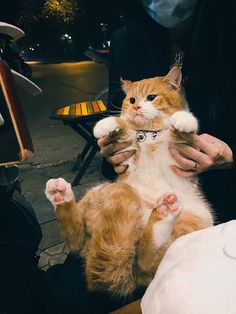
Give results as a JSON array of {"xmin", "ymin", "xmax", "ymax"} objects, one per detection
[{"xmin": 169, "ymin": 133, "xmax": 234, "ymax": 178}]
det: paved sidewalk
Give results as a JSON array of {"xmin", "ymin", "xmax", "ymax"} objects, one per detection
[
  {"xmin": 18, "ymin": 60, "xmax": 108, "ymax": 269},
  {"xmin": 20, "ymin": 156, "xmax": 106, "ymax": 270}
]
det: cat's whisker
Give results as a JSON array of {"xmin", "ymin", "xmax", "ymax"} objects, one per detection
[
  {"xmin": 104, "ymin": 110, "xmax": 122, "ymax": 114},
  {"xmin": 101, "ymin": 113, "xmax": 120, "ymax": 117},
  {"xmin": 108, "ymin": 102, "xmax": 123, "ymax": 111}
]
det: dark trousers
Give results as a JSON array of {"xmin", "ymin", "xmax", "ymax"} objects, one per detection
[
  {"xmin": 0, "ymin": 186, "xmax": 41, "ymax": 314},
  {"xmin": 38, "ymin": 254, "xmax": 144, "ymax": 314},
  {"xmin": 0, "ymin": 186, "xmax": 144, "ymax": 314}
]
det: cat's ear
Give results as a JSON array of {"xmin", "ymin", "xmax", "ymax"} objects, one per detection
[
  {"xmin": 166, "ymin": 66, "xmax": 182, "ymax": 89},
  {"xmin": 121, "ymin": 78, "xmax": 132, "ymax": 93}
]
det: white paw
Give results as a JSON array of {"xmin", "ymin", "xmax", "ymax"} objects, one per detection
[
  {"xmin": 170, "ymin": 111, "xmax": 198, "ymax": 133},
  {"xmin": 93, "ymin": 117, "xmax": 120, "ymax": 139},
  {"xmin": 45, "ymin": 178, "xmax": 74, "ymax": 207}
]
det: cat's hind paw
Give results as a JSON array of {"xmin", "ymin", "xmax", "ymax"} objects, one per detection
[
  {"xmin": 45, "ymin": 178, "xmax": 74, "ymax": 206},
  {"xmin": 93, "ymin": 117, "xmax": 120, "ymax": 139},
  {"xmin": 170, "ymin": 111, "xmax": 198, "ymax": 133},
  {"xmin": 156, "ymin": 192, "xmax": 182, "ymax": 218}
]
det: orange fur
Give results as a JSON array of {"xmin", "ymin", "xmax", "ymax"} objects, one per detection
[
  {"xmin": 137, "ymin": 208, "xmax": 170, "ymax": 276},
  {"xmin": 52, "ymin": 67, "xmax": 213, "ymax": 297},
  {"xmin": 122, "ymin": 75, "xmax": 186, "ymax": 128},
  {"xmin": 172, "ymin": 212, "xmax": 211, "ymax": 239}
]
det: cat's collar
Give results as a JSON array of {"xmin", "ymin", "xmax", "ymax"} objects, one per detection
[{"xmin": 135, "ymin": 129, "xmax": 162, "ymax": 142}]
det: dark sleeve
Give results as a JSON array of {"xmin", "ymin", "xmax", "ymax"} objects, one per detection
[
  {"xmin": 108, "ymin": 10, "xmax": 170, "ymax": 113},
  {"xmin": 101, "ymin": 158, "xmax": 117, "ymax": 181},
  {"xmin": 108, "ymin": 26, "xmax": 127, "ymax": 113}
]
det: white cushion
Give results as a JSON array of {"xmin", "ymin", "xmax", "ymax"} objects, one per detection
[{"xmin": 141, "ymin": 220, "xmax": 236, "ymax": 314}]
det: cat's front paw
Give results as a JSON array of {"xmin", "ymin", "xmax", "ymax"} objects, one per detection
[
  {"xmin": 45, "ymin": 178, "xmax": 74, "ymax": 206},
  {"xmin": 170, "ymin": 111, "xmax": 198, "ymax": 133},
  {"xmin": 156, "ymin": 192, "xmax": 183, "ymax": 219},
  {"xmin": 93, "ymin": 117, "xmax": 120, "ymax": 139}
]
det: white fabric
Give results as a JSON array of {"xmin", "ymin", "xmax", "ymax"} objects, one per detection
[
  {"xmin": 141, "ymin": 220, "xmax": 236, "ymax": 314},
  {"xmin": 0, "ymin": 22, "xmax": 25, "ymax": 40}
]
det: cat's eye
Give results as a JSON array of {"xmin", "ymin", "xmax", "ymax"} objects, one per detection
[
  {"xmin": 129, "ymin": 97, "xmax": 135, "ymax": 104},
  {"xmin": 147, "ymin": 94, "xmax": 157, "ymax": 101}
]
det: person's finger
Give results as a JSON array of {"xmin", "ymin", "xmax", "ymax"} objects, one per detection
[
  {"xmin": 171, "ymin": 143, "xmax": 209, "ymax": 166},
  {"xmin": 171, "ymin": 165, "xmax": 197, "ymax": 178},
  {"xmin": 169, "ymin": 147, "xmax": 197, "ymax": 170},
  {"xmin": 179, "ymin": 133, "xmax": 217, "ymax": 156},
  {"xmin": 99, "ymin": 141, "xmax": 132, "ymax": 158},
  {"xmin": 198, "ymin": 133, "xmax": 217, "ymax": 143},
  {"xmin": 97, "ymin": 132, "xmax": 120, "ymax": 147},
  {"xmin": 107, "ymin": 150, "xmax": 136, "ymax": 165},
  {"xmin": 114, "ymin": 164, "xmax": 129, "ymax": 174},
  {"xmin": 97, "ymin": 132, "xmax": 124, "ymax": 149}
]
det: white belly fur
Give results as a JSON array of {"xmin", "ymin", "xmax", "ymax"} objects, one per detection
[{"xmin": 119, "ymin": 137, "xmax": 213, "ymax": 225}]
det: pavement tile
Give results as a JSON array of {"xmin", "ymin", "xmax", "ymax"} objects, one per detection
[
  {"xmin": 38, "ymin": 251, "xmax": 50, "ymax": 269},
  {"xmin": 45, "ymin": 243, "xmax": 65, "ymax": 255},
  {"xmin": 19, "ymin": 61, "xmax": 108, "ymax": 270},
  {"xmin": 38, "ymin": 243, "xmax": 68, "ymax": 269},
  {"xmin": 48, "ymin": 251, "xmax": 68, "ymax": 267},
  {"xmin": 38, "ymin": 219, "xmax": 62, "ymax": 252}
]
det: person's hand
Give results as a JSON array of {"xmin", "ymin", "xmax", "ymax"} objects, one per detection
[
  {"xmin": 169, "ymin": 133, "xmax": 234, "ymax": 178},
  {"xmin": 97, "ymin": 133, "xmax": 136, "ymax": 174}
]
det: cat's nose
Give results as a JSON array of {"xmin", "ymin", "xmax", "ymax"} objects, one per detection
[{"xmin": 133, "ymin": 104, "xmax": 141, "ymax": 111}]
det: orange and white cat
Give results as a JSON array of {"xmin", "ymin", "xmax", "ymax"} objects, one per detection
[{"xmin": 45, "ymin": 66, "xmax": 213, "ymax": 298}]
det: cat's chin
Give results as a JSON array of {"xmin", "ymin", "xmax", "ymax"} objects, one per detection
[{"xmin": 129, "ymin": 114, "xmax": 156, "ymax": 128}]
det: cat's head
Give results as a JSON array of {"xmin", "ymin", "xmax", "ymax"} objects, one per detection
[{"xmin": 121, "ymin": 66, "xmax": 186, "ymax": 127}]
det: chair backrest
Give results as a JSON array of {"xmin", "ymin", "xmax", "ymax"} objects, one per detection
[{"xmin": 0, "ymin": 59, "xmax": 33, "ymax": 166}]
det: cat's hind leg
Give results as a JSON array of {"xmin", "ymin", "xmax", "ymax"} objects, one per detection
[
  {"xmin": 172, "ymin": 210, "xmax": 212, "ymax": 240},
  {"xmin": 137, "ymin": 193, "xmax": 182, "ymax": 276},
  {"xmin": 85, "ymin": 182, "xmax": 143, "ymax": 297},
  {"xmin": 156, "ymin": 192, "xmax": 181, "ymax": 217},
  {"xmin": 45, "ymin": 178, "xmax": 86, "ymax": 252},
  {"xmin": 45, "ymin": 178, "xmax": 74, "ymax": 205}
]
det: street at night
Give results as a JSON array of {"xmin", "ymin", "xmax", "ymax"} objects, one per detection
[
  {"xmin": 21, "ymin": 60, "xmax": 107, "ymax": 165},
  {"xmin": 0, "ymin": 2, "xmax": 134, "ymax": 313},
  {"xmin": 19, "ymin": 59, "xmax": 108, "ymax": 225}
]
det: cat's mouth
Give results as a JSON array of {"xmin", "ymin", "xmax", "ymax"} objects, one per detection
[
  {"xmin": 129, "ymin": 112, "xmax": 146, "ymax": 121},
  {"xmin": 125, "ymin": 111, "xmax": 164, "ymax": 129},
  {"xmin": 129, "ymin": 111, "xmax": 157, "ymax": 122}
]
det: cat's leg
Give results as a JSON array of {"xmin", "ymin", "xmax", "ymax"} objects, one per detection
[
  {"xmin": 172, "ymin": 210, "xmax": 212, "ymax": 240},
  {"xmin": 45, "ymin": 178, "xmax": 86, "ymax": 252},
  {"xmin": 85, "ymin": 182, "xmax": 143, "ymax": 297},
  {"xmin": 170, "ymin": 110, "xmax": 199, "ymax": 134},
  {"xmin": 93, "ymin": 116, "xmax": 128, "ymax": 139},
  {"xmin": 46, "ymin": 178, "xmax": 74, "ymax": 205},
  {"xmin": 137, "ymin": 193, "xmax": 182, "ymax": 276}
]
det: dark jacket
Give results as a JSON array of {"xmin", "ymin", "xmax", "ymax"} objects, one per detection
[{"xmin": 106, "ymin": 0, "xmax": 236, "ymax": 223}]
